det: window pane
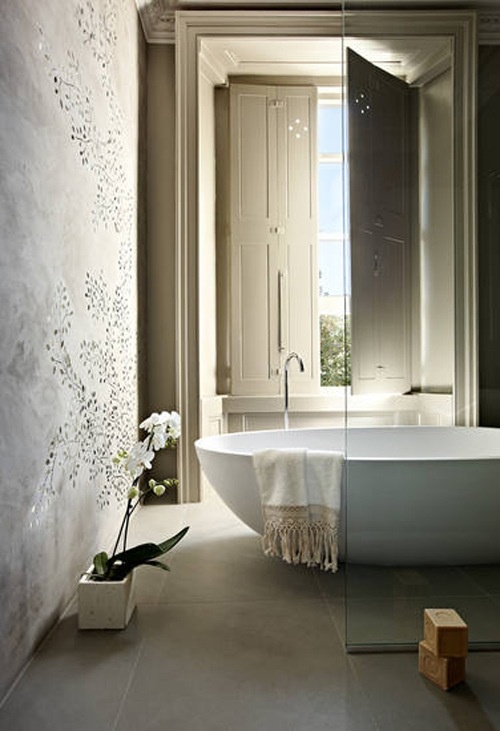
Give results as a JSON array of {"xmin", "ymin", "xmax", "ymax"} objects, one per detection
[
  {"xmin": 319, "ymin": 239, "xmax": 350, "ymax": 297},
  {"xmin": 318, "ymin": 105, "xmax": 343, "ymax": 155},
  {"xmin": 318, "ymin": 163, "xmax": 343, "ymax": 234}
]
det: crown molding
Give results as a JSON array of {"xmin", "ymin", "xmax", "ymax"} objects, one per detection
[
  {"xmin": 478, "ymin": 12, "xmax": 500, "ymax": 44},
  {"xmin": 136, "ymin": 0, "xmax": 176, "ymax": 43},
  {"xmin": 136, "ymin": 2, "xmax": 500, "ymax": 45}
]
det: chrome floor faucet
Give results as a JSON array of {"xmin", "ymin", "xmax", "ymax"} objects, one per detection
[{"xmin": 284, "ymin": 352, "xmax": 305, "ymax": 429}]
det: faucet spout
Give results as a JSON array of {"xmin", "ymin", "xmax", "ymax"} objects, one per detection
[{"xmin": 284, "ymin": 352, "xmax": 305, "ymax": 430}]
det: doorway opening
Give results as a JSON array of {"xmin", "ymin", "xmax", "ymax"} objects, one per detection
[{"xmin": 176, "ymin": 11, "xmax": 476, "ymax": 503}]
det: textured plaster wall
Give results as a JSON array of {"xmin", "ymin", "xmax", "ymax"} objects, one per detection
[
  {"xmin": 0, "ymin": 0, "xmax": 144, "ymax": 700},
  {"xmin": 145, "ymin": 45, "xmax": 177, "ymax": 482}
]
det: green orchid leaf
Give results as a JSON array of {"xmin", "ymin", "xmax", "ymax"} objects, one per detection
[
  {"xmin": 93, "ymin": 551, "xmax": 109, "ymax": 576},
  {"xmin": 106, "ymin": 563, "xmax": 130, "ymax": 581},
  {"xmin": 157, "ymin": 526, "xmax": 189, "ymax": 554},
  {"xmin": 144, "ymin": 560, "xmax": 171, "ymax": 571},
  {"xmin": 100, "ymin": 527, "xmax": 189, "ymax": 581},
  {"xmin": 110, "ymin": 542, "xmax": 164, "ymax": 568}
]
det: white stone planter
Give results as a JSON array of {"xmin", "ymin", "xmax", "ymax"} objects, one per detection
[{"xmin": 78, "ymin": 567, "xmax": 137, "ymax": 630}]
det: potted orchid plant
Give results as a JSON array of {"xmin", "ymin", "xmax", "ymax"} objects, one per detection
[{"xmin": 78, "ymin": 411, "xmax": 189, "ymax": 629}]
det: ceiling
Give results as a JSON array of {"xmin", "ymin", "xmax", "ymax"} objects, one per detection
[{"xmin": 201, "ymin": 35, "xmax": 452, "ymax": 82}]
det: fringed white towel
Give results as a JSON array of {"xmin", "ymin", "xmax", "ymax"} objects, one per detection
[{"xmin": 253, "ymin": 448, "xmax": 344, "ymax": 572}]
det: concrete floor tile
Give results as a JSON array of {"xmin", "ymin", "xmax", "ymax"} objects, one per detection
[
  {"xmin": 156, "ymin": 532, "xmax": 323, "ymax": 604},
  {"xmin": 4, "ymin": 498, "xmax": 500, "ymax": 731},
  {"xmin": 0, "ymin": 611, "xmax": 144, "ymax": 731},
  {"xmin": 115, "ymin": 601, "xmax": 377, "ymax": 731},
  {"xmin": 350, "ymin": 651, "xmax": 500, "ymax": 731}
]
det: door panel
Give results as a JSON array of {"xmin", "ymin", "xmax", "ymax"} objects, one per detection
[
  {"xmin": 229, "ymin": 84, "xmax": 318, "ymax": 395},
  {"xmin": 348, "ymin": 48, "xmax": 411, "ymax": 394}
]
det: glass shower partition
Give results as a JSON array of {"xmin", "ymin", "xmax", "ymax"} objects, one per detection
[{"xmin": 341, "ymin": 4, "xmax": 500, "ymax": 652}]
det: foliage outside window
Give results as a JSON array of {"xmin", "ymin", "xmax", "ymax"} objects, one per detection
[{"xmin": 320, "ymin": 314, "xmax": 351, "ymax": 387}]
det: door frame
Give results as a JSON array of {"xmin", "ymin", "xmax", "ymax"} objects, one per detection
[{"xmin": 175, "ymin": 9, "xmax": 476, "ymax": 502}]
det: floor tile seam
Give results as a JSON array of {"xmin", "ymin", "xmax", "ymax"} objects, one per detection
[
  {"xmin": 346, "ymin": 592, "xmax": 495, "ymax": 600},
  {"xmin": 318, "ymin": 591, "xmax": 346, "ymax": 649},
  {"xmin": 0, "ymin": 588, "xmax": 82, "ymax": 710},
  {"xmin": 311, "ymin": 564, "xmax": 344, "ymax": 598},
  {"xmin": 455, "ymin": 567, "xmax": 494, "ymax": 596},
  {"xmin": 135, "ymin": 596, "xmax": 332, "ymax": 608},
  {"xmin": 0, "ymin": 656, "xmax": 33, "ymax": 712},
  {"xmin": 425, "ymin": 592, "xmax": 500, "ymax": 600},
  {"xmin": 316, "ymin": 598, "xmax": 387, "ymax": 731},
  {"xmin": 344, "ymin": 653, "xmax": 386, "ymax": 731},
  {"xmin": 111, "ymin": 635, "xmax": 147, "ymax": 731},
  {"xmin": 154, "ymin": 582, "xmax": 324, "ymax": 601}
]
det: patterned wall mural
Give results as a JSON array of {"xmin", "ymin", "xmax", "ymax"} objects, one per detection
[
  {"xmin": 31, "ymin": 1, "xmax": 137, "ymax": 520},
  {"xmin": 0, "ymin": 0, "xmax": 143, "ymax": 700}
]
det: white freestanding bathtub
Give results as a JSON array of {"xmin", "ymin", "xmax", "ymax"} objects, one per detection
[{"xmin": 195, "ymin": 426, "xmax": 500, "ymax": 565}]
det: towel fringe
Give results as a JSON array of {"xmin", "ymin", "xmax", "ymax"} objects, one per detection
[
  {"xmin": 253, "ymin": 449, "xmax": 344, "ymax": 574},
  {"xmin": 262, "ymin": 516, "xmax": 339, "ymax": 573}
]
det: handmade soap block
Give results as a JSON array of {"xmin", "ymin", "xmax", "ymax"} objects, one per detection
[
  {"xmin": 419, "ymin": 640, "xmax": 466, "ymax": 690},
  {"xmin": 424, "ymin": 608, "xmax": 468, "ymax": 658}
]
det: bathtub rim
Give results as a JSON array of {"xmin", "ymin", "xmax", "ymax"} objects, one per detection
[{"xmin": 195, "ymin": 425, "xmax": 500, "ymax": 462}]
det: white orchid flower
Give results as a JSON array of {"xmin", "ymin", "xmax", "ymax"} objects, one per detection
[
  {"xmin": 139, "ymin": 413, "xmax": 159, "ymax": 432},
  {"xmin": 124, "ymin": 440, "xmax": 155, "ymax": 479},
  {"xmin": 168, "ymin": 410, "xmax": 180, "ymax": 427},
  {"xmin": 156, "ymin": 411, "xmax": 172, "ymax": 424},
  {"xmin": 151, "ymin": 429, "xmax": 167, "ymax": 450},
  {"xmin": 140, "ymin": 411, "xmax": 170, "ymax": 432},
  {"xmin": 167, "ymin": 411, "xmax": 181, "ymax": 439}
]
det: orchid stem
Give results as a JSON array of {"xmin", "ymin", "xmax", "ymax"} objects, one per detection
[
  {"xmin": 122, "ymin": 502, "xmax": 131, "ymax": 553},
  {"xmin": 111, "ymin": 500, "xmax": 131, "ymax": 557}
]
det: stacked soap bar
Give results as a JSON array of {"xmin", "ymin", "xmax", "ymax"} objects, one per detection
[{"xmin": 418, "ymin": 608, "xmax": 468, "ymax": 690}]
